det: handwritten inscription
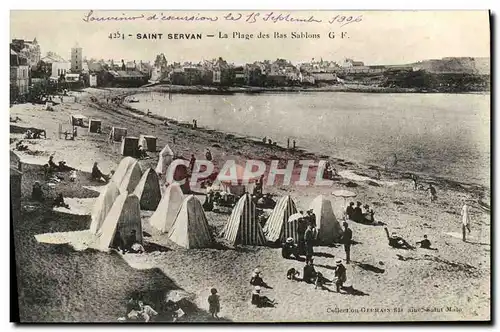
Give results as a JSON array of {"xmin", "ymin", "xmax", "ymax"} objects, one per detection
[{"xmin": 82, "ymin": 10, "xmax": 363, "ymax": 27}]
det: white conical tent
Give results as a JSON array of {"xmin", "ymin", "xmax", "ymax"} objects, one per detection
[
  {"xmin": 263, "ymin": 195, "xmax": 298, "ymax": 243},
  {"xmin": 308, "ymin": 195, "xmax": 344, "ymax": 244},
  {"xmin": 133, "ymin": 168, "xmax": 161, "ymax": 210},
  {"xmin": 168, "ymin": 195, "xmax": 213, "ymax": 249},
  {"xmin": 96, "ymin": 193, "xmax": 142, "ymax": 251},
  {"xmin": 155, "ymin": 144, "xmax": 174, "ymax": 176},
  {"xmin": 119, "ymin": 161, "xmax": 143, "ymax": 193},
  {"xmin": 110, "ymin": 157, "xmax": 136, "ymax": 186},
  {"xmin": 149, "ymin": 183, "xmax": 184, "ymax": 233},
  {"xmin": 221, "ymin": 193, "xmax": 266, "ymax": 246},
  {"xmin": 89, "ymin": 181, "xmax": 121, "ymax": 234}
]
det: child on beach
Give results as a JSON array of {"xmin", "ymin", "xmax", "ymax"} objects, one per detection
[{"xmin": 208, "ymin": 288, "xmax": 220, "ymax": 319}]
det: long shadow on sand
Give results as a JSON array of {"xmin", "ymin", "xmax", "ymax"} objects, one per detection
[
  {"xmin": 341, "ymin": 286, "xmax": 369, "ymax": 296},
  {"xmin": 354, "ymin": 262, "xmax": 385, "ymax": 274}
]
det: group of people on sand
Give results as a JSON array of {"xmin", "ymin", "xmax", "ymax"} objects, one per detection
[
  {"xmin": 410, "ymin": 174, "xmax": 438, "ymax": 202},
  {"xmin": 24, "ymin": 129, "xmax": 46, "ymax": 140},
  {"xmin": 384, "ymin": 227, "xmax": 436, "ymax": 250},
  {"xmin": 346, "ymin": 201, "xmax": 376, "ymax": 224},
  {"xmin": 120, "ymin": 296, "xmax": 159, "ymax": 322}
]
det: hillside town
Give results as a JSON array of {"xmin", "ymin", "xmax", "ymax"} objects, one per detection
[{"xmin": 10, "ymin": 37, "xmax": 490, "ymax": 103}]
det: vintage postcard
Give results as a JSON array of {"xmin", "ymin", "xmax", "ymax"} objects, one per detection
[{"xmin": 9, "ymin": 10, "xmax": 491, "ymax": 323}]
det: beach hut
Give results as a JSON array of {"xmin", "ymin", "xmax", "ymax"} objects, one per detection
[
  {"xmin": 168, "ymin": 195, "xmax": 213, "ymax": 249},
  {"xmin": 88, "ymin": 119, "xmax": 102, "ymax": 133},
  {"xmin": 220, "ymin": 193, "xmax": 266, "ymax": 246},
  {"xmin": 70, "ymin": 114, "xmax": 86, "ymax": 127},
  {"xmin": 90, "ymin": 181, "xmax": 121, "ymax": 234},
  {"xmin": 213, "ymin": 164, "xmax": 259, "ymax": 197},
  {"xmin": 10, "ymin": 150, "xmax": 21, "ymax": 171},
  {"xmin": 308, "ymin": 195, "xmax": 343, "ymax": 244},
  {"xmin": 110, "ymin": 127, "xmax": 127, "ymax": 142},
  {"xmin": 149, "ymin": 183, "xmax": 184, "ymax": 233},
  {"xmin": 96, "ymin": 193, "xmax": 142, "ymax": 252},
  {"xmin": 133, "ymin": 168, "xmax": 161, "ymax": 211},
  {"xmin": 10, "ymin": 166, "xmax": 22, "ymax": 222},
  {"xmin": 263, "ymin": 195, "xmax": 299, "ymax": 243},
  {"xmin": 139, "ymin": 134, "xmax": 157, "ymax": 152},
  {"xmin": 121, "ymin": 136, "xmax": 139, "ymax": 157}
]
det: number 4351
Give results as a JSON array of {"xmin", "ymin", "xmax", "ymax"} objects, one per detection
[{"xmin": 108, "ymin": 32, "xmax": 124, "ymax": 40}]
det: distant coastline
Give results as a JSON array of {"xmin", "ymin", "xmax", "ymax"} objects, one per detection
[{"xmin": 144, "ymin": 83, "xmax": 490, "ymax": 95}]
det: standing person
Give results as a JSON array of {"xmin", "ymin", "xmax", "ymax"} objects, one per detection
[
  {"xmin": 293, "ymin": 140, "xmax": 296, "ymax": 149},
  {"xmin": 411, "ymin": 174, "xmax": 418, "ymax": 190},
  {"xmin": 189, "ymin": 154, "xmax": 196, "ymax": 172},
  {"xmin": 304, "ymin": 223, "xmax": 315, "ymax": 262},
  {"xmin": 205, "ymin": 148, "xmax": 212, "ymax": 161},
  {"xmin": 296, "ymin": 211, "xmax": 307, "ymax": 255},
  {"xmin": 208, "ymin": 288, "xmax": 220, "ymax": 319},
  {"xmin": 461, "ymin": 201, "xmax": 472, "ymax": 242},
  {"xmin": 428, "ymin": 184, "xmax": 437, "ymax": 202},
  {"xmin": 342, "ymin": 222, "xmax": 353, "ymax": 264},
  {"xmin": 307, "ymin": 209, "xmax": 317, "ymax": 228},
  {"xmin": 333, "ymin": 259, "xmax": 347, "ymax": 293},
  {"xmin": 287, "ymin": 138, "xmax": 290, "ymax": 149}
]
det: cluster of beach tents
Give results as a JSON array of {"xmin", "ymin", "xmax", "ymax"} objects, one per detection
[{"xmin": 89, "ymin": 155, "xmax": 344, "ymax": 252}]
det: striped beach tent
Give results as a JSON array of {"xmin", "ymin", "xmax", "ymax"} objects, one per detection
[
  {"xmin": 308, "ymin": 195, "xmax": 344, "ymax": 244},
  {"xmin": 221, "ymin": 193, "xmax": 266, "ymax": 246},
  {"xmin": 263, "ymin": 195, "xmax": 298, "ymax": 243}
]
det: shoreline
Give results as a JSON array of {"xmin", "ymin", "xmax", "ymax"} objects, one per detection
[{"xmin": 141, "ymin": 83, "xmax": 490, "ymax": 95}]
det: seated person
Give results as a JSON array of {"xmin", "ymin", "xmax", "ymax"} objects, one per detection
[
  {"xmin": 346, "ymin": 202, "xmax": 355, "ymax": 220},
  {"xmin": 302, "ymin": 260, "xmax": 317, "ymax": 284},
  {"xmin": 384, "ymin": 227, "xmax": 415, "ymax": 250},
  {"xmin": 363, "ymin": 205, "xmax": 374, "ymax": 223},
  {"xmin": 91, "ymin": 162, "xmax": 109, "ymax": 182},
  {"xmin": 260, "ymin": 193, "xmax": 276, "ymax": 209},
  {"xmin": 138, "ymin": 301, "xmax": 158, "ymax": 322},
  {"xmin": 64, "ymin": 130, "xmax": 74, "ymax": 140},
  {"xmin": 137, "ymin": 145, "xmax": 148, "ymax": 159},
  {"xmin": 203, "ymin": 192, "xmax": 214, "ymax": 211},
  {"xmin": 250, "ymin": 268, "xmax": 267, "ymax": 287},
  {"xmin": 52, "ymin": 193, "xmax": 69, "ymax": 209},
  {"xmin": 48, "ymin": 156, "xmax": 59, "ymax": 171},
  {"xmin": 251, "ymin": 286, "xmax": 275, "ymax": 308},
  {"xmin": 416, "ymin": 235, "xmax": 436, "ymax": 250},
  {"xmin": 352, "ymin": 202, "xmax": 363, "ymax": 222},
  {"xmin": 15, "ymin": 140, "xmax": 28, "ymax": 151},
  {"xmin": 281, "ymin": 237, "xmax": 300, "ymax": 259},
  {"xmin": 69, "ymin": 170, "xmax": 77, "ymax": 182},
  {"xmin": 124, "ymin": 230, "xmax": 145, "ymax": 254},
  {"xmin": 24, "ymin": 130, "xmax": 33, "ymax": 139},
  {"xmin": 31, "ymin": 181, "xmax": 44, "ymax": 202},
  {"xmin": 58, "ymin": 161, "xmax": 74, "ymax": 172},
  {"xmin": 111, "ymin": 231, "xmax": 125, "ymax": 253},
  {"xmin": 165, "ymin": 300, "xmax": 181, "ymax": 322}
]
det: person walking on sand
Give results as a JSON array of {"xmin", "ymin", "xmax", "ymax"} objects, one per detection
[
  {"xmin": 342, "ymin": 222, "xmax": 353, "ymax": 264},
  {"xmin": 205, "ymin": 148, "xmax": 212, "ymax": 161},
  {"xmin": 428, "ymin": 184, "xmax": 437, "ymax": 202},
  {"xmin": 461, "ymin": 201, "xmax": 472, "ymax": 242},
  {"xmin": 208, "ymin": 288, "xmax": 220, "ymax": 319},
  {"xmin": 333, "ymin": 259, "xmax": 347, "ymax": 293}
]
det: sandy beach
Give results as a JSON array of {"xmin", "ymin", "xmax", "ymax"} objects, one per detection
[{"xmin": 10, "ymin": 87, "xmax": 491, "ymax": 322}]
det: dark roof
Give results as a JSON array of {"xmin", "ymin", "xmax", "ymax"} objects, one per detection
[{"xmin": 108, "ymin": 70, "xmax": 147, "ymax": 78}]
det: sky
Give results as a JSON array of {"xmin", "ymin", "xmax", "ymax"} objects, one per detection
[{"xmin": 10, "ymin": 10, "xmax": 491, "ymax": 65}]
